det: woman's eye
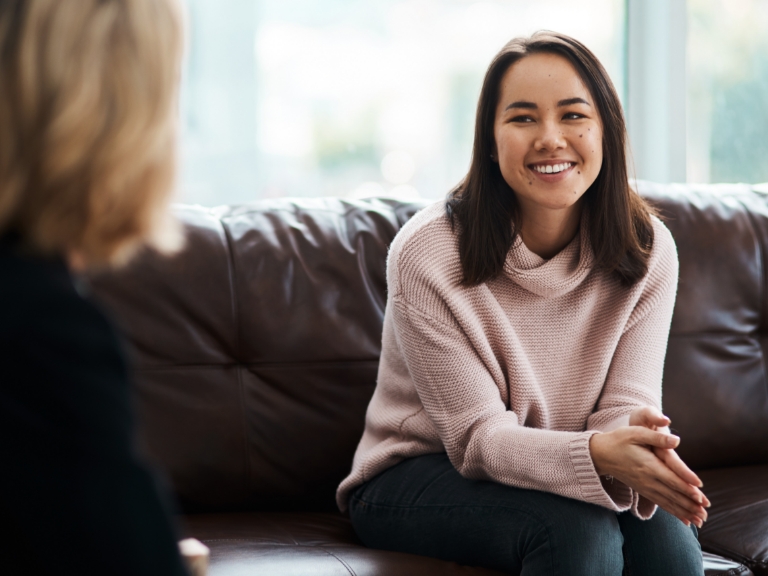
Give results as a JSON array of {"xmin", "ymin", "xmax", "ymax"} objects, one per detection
[
  {"xmin": 563, "ymin": 112, "xmax": 585, "ymax": 120},
  {"xmin": 510, "ymin": 115, "xmax": 534, "ymax": 123}
]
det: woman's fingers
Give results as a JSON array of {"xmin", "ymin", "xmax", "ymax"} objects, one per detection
[
  {"xmin": 631, "ymin": 428, "xmax": 709, "ymax": 502},
  {"xmin": 637, "ymin": 456, "xmax": 708, "ymax": 524},
  {"xmin": 654, "ymin": 447, "xmax": 707, "ymax": 494},
  {"xmin": 648, "ymin": 452, "xmax": 708, "ymax": 509},
  {"xmin": 596, "ymin": 426, "xmax": 709, "ymax": 528},
  {"xmin": 629, "ymin": 406, "xmax": 670, "ymax": 429},
  {"xmin": 640, "ymin": 475, "xmax": 707, "ymax": 526},
  {"xmin": 654, "ymin": 451, "xmax": 703, "ymax": 497},
  {"xmin": 631, "ymin": 426, "xmax": 679, "ymax": 449},
  {"xmin": 656, "ymin": 468, "xmax": 709, "ymax": 518},
  {"xmin": 646, "ymin": 487, "xmax": 701, "ymax": 526},
  {"xmin": 618, "ymin": 431, "xmax": 708, "ymax": 525},
  {"xmin": 649, "ymin": 479, "xmax": 708, "ymax": 525}
]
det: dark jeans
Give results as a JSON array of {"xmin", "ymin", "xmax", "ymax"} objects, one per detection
[{"xmin": 349, "ymin": 453, "xmax": 703, "ymax": 576}]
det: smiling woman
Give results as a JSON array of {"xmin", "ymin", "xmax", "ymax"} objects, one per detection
[
  {"xmin": 492, "ymin": 53, "xmax": 604, "ymax": 258},
  {"xmin": 447, "ymin": 33, "xmax": 655, "ymax": 288},
  {"xmin": 338, "ymin": 32, "xmax": 706, "ymax": 576}
]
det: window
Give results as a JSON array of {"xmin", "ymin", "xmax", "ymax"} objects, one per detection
[
  {"xmin": 687, "ymin": 0, "xmax": 768, "ymax": 183},
  {"xmin": 179, "ymin": 0, "xmax": 626, "ymax": 206}
]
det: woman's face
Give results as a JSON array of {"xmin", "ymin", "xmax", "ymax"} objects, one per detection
[{"xmin": 492, "ymin": 52, "xmax": 603, "ymax": 216}]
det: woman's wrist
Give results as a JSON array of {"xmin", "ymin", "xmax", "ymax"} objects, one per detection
[{"xmin": 589, "ymin": 432, "xmax": 611, "ymax": 477}]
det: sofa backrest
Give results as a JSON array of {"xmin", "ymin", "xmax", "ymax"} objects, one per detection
[
  {"xmin": 92, "ymin": 198, "xmax": 425, "ymax": 512},
  {"xmin": 91, "ymin": 185, "xmax": 768, "ymax": 513},
  {"xmin": 638, "ymin": 181, "xmax": 768, "ymax": 471}
]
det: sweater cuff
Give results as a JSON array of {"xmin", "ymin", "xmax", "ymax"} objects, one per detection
[
  {"xmin": 569, "ymin": 431, "xmax": 633, "ymax": 512},
  {"xmin": 631, "ymin": 490, "xmax": 658, "ymax": 520}
]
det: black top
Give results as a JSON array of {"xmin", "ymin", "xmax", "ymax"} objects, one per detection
[{"xmin": 0, "ymin": 234, "xmax": 188, "ymax": 576}]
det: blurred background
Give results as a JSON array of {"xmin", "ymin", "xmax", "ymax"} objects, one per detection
[{"xmin": 178, "ymin": 0, "xmax": 768, "ymax": 206}]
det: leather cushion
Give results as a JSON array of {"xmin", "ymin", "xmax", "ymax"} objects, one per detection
[
  {"xmin": 180, "ymin": 511, "xmax": 751, "ymax": 576},
  {"xmin": 699, "ymin": 466, "xmax": 768, "ymax": 576},
  {"xmin": 91, "ymin": 199, "xmax": 428, "ymax": 512},
  {"xmin": 638, "ymin": 182, "xmax": 768, "ymax": 471},
  {"xmin": 181, "ymin": 512, "xmax": 504, "ymax": 576}
]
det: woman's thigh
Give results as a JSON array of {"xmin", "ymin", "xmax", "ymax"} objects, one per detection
[
  {"xmin": 349, "ymin": 453, "xmax": 624, "ymax": 576},
  {"xmin": 618, "ymin": 508, "xmax": 703, "ymax": 576}
]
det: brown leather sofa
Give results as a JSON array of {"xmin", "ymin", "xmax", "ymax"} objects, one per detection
[{"xmin": 91, "ymin": 181, "xmax": 768, "ymax": 576}]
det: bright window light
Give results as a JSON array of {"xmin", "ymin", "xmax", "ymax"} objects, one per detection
[
  {"xmin": 179, "ymin": 0, "xmax": 625, "ymax": 206},
  {"xmin": 688, "ymin": 0, "xmax": 768, "ymax": 183}
]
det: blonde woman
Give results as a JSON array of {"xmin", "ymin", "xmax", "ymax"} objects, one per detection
[{"xmin": 0, "ymin": 1, "xmax": 188, "ymax": 574}]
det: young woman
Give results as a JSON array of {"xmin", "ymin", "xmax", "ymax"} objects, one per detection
[
  {"xmin": 0, "ymin": 1, "xmax": 187, "ymax": 574},
  {"xmin": 337, "ymin": 32, "xmax": 707, "ymax": 575}
]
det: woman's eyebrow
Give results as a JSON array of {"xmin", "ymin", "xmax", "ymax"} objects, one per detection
[
  {"xmin": 504, "ymin": 101, "xmax": 537, "ymax": 111},
  {"xmin": 557, "ymin": 97, "xmax": 590, "ymax": 107},
  {"xmin": 504, "ymin": 97, "xmax": 590, "ymax": 111}
]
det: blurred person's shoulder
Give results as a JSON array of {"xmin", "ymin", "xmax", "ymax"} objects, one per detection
[
  {"xmin": 0, "ymin": 232, "xmax": 131, "ymax": 446},
  {"xmin": 0, "ymin": 233, "xmax": 119, "ymax": 363},
  {"xmin": 1, "ymin": 233, "xmax": 89, "ymax": 330}
]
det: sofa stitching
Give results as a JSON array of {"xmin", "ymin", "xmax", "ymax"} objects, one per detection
[
  {"xmin": 740, "ymin": 196, "xmax": 767, "ymax": 334},
  {"xmin": 264, "ymin": 516, "xmax": 300, "ymax": 546},
  {"xmin": 321, "ymin": 549, "xmax": 356, "ymax": 576},
  {"xmin": 235, "ymin": 366, "xmax": 252, "ymax": 500},
  {"xmin": 220, "ymin": 218, "xmax": 253, "ymax": 501},
  {"xmin": 135, "ymin": 360, "xmax": 380, "ymax": 371},
  {"xmin": 739, "ymin": 199, "xmax": 768, "ymax": 411},
  {"xmin": 220, "ymin": 209, "xmax": 242, "ymax": 374},
  {"xmin": 197, "ymin": 539, "xmax": 358, "ymax": 547}
]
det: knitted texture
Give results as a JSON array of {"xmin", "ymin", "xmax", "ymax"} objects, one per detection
[{"xmin": 337, "ymin": 201, "xmax": 679, "ymax": 520}]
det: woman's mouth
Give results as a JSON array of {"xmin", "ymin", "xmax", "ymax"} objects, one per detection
[{"xmin": 528, "ymin": 162, "xmax": 576, "ymax": 182}]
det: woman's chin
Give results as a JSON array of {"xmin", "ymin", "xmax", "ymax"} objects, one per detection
[{"xmin": 516, "ymin": 192, "xmax": 586, "ymax": 213}]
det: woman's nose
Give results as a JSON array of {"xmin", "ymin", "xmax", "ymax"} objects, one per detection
[{"xmin": 534, "ymin": 121, "xmax": 567, "ymax": 151}]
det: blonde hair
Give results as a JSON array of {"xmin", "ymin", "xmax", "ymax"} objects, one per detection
[{"xmin": 0, "ymin": 0, "xmax": 184, "ymax": 266}]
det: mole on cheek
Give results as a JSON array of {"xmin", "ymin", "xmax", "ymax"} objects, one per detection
[
  {"xmin": 579, "ymin": 134, "xmax": 583, "ymax": 138},
  {"xmin": 578, "ymin": 171, "xmax": 581, "ymax": 174}
]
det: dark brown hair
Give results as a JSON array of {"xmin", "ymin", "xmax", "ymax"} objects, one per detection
[{"xmin": 446, "ymin": 31, "xmax": 654, "ymax": 286}]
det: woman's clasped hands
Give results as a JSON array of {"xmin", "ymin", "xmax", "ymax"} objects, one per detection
[{"xmin": 589, "ymin": 406, "xmax": 710, "ymax": 527}]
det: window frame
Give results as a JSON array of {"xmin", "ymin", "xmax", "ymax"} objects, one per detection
[{"xmin": 625, "ymin": 0, "xmax": 688, "ymax": 183}]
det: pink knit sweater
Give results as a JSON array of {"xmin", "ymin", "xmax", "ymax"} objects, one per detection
[{"xmin": 337, "ymin": 201, "xmax": 679, "ymax": 519}]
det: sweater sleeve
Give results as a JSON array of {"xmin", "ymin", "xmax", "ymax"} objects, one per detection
[
  {"xmin": 586, "ymin": 219, "xmax": 680, "ymax": 519},
  {"xmin": 391, "ymin": 296, "xmax": 631, "ymax": 512}
]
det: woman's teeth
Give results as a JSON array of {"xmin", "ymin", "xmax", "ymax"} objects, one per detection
[{"xmin": 533, "ymin": 162, "xmax": 572, "ymax": 174}]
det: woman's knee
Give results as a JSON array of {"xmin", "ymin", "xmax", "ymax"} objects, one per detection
[
  {"xmin": 350, "ymin": 469, "xmax": 628, "ymax": 576},
  {"xmin": 619, "ymin": 509, "xmax": 703, "ymax": 575},
  {"xmin": 519, "ymin": 497, "xmax": 623, "ymax": 576}
]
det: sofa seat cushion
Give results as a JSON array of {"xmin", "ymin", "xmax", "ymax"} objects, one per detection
[
  {"xmin": 181, "ymin": 512, "xmax": 504, "ymax": 575},
  {"xmin": 699, "ymin": 466, "xmax": 768, "ymax": 576},
  {"xmin": 703, "ymin": 553, "xmax": 754, "ymax": 576},
  {"xmin": 181, "ymin": 511, "xmax": 750, "ymax": 575}
]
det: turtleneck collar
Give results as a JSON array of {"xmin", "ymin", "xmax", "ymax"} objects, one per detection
[{"xmin": 502, "ymin": 219, "xmax": 594, "ymax": 298}]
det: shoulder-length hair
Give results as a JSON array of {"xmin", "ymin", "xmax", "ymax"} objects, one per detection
[
  {"xmin": 446, "ymin": 31, "xmax": 654, "ymax": 287},
  {"xmin": 0, "ymin": 0, "xmax": 184, "ymax": 266}
]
